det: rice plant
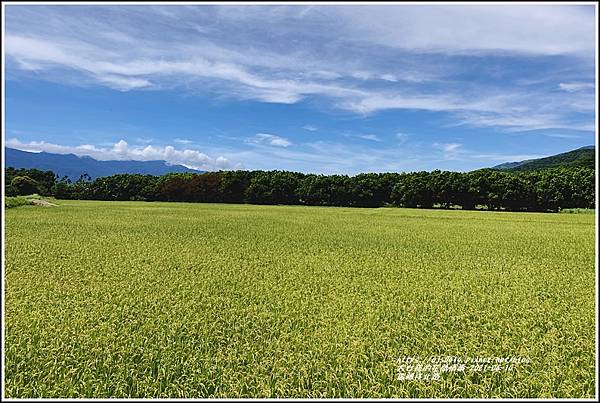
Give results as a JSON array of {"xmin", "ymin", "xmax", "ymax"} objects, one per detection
[{"xmin": 4, "ymin": 201, "xmax": 596, "ymax": 398}]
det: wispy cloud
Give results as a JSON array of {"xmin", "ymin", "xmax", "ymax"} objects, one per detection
[
  {"xmin": 558, "ymin": 82, "xmax": 595, "ymax": 92},
  {"xmin": 247, "ymin": 133, "xmax": 292, "ymax": 148},
  {"xmin": 540, "ymin": 132, "xmax": 584, "ymax": 139},
  {"xmin": 228, "ymin": 140, "xmax": 427, "ymax": 174},
  {"xmin": 454, "ymin": 109, "xmax": 596, "ymax": 132},
  {"xmin": 333, "ymin": 5, "xmax": 595, "ymax": 56},
  {"xmin": 433, "ymin": 142, "xmax": 462, "ymax": 153},
  {"xmin": 4, "ymin": 5, "xmax": 595, "ymax": 133},
  {"xmin": 3, "ymin": 5, "xmax": 596, "ymax": 177},
  {"xmin": 433, "ymin": 142, "xmax": 463, "ymax": 160},
  {"xmin": 429, "ymin": 141, "xmax": 547, "ymax": 164},
  {"xmin": 357, "ymin": 134, "xmax": 383, "ymax": 142},
  {"xmin": 396, "ymin": 132, "xmax": 410, "ymax": 143},
  {"xmin": 6, "ymin": 138, "xmax": 235, "ymax": 170}
]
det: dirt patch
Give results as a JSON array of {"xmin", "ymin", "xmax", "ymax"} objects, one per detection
[{"xmin": 31, "ymin": 199, "xmax": 59, "ymax": 207}]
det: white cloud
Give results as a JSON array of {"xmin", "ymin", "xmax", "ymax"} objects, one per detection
[
  {"xmin": 96, "ymin": 74, "xmax": 151, "ymax": 91},
  {"xmin": 6, "ymin": 138, "xmax": 233, "ymax": 171},
  {"xmin": 5, "ymin": 33, "xmax": 370, "ymax": 105},
  {"xmin": 247, "ymin": 133, "xmax": 292, "ymax": 147},
  {"xmin": 302, "ymin": 125, "xmax": 318, "ymax": 131},
  {"xmin": 433, "ymin": 142, "xmax": 462, "ymax": 153},
  {"xmin": 338, "ymin": 93, "xmax": 494, "ymax": 115},
  {"xmin": 455, "ymin": 111, "xmax": 596, "ymax": 132},
  {"xmin": 174, "ymin": 138, "xmax": 193, "ymax": 144},
  {"xmin": 3, "ymin": 5, "xmax": 595, "ymax": 134},
  {"xmin": 332, "ymin": 5, "xmax": 595, "ymax": 56},
  {"xmin": 396, "ymin": 132, "xmax": 410, "ymax": 142},
  {"xmin": 380, "ymin": 74, "xmax": 398, "ymax": 82},
  {"xmin": 357, "ymin": 134, "xmax": 383, "ymax": 142},
  {"xmin": 429, "ymin": 142, "xmax": 546, "ymax": 164},
  {"xmin": 558, "ymin": 82, "xmax": 595, "ymax": 92},
  {"xmin": 223, "ymin": 140, "xmax": 428, "ymax": 175},
  {"xmin": 214, "ymin": 5, "xmax": 594, "ymax": 56},
  {"xmin": 540, "ymin": 133, "xmax": 584, "ymax": 139},
  {"xmin": 432, "ymin": 142, "xmax": 464, "ymax": 161}
]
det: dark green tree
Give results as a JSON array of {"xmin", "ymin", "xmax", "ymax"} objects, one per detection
[{"xmin": 10, "ymin": 176, "xmax": 40, "ymax": 196}]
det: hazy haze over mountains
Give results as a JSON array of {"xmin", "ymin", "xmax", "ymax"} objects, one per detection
[
  {"xmin": 5, "ymin": 148, "xmax": 202, "ymax": 180},
  {"xmin": 6, "ymin": 145, "xmax": 595, "ymax": 180}
]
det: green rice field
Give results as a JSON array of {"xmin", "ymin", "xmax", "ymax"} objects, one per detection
[{"xmin": 3, "ymin": 200, "xmax": 596, "ymax": 398}]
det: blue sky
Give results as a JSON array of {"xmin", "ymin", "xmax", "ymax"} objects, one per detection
[{"xmin": 4, "ymin": 4, "xmax": 597, "ymax": 174}]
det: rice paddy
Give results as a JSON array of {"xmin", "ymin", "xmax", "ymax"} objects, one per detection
[{"xmin": 3, "ymin": 200, "xmax": 596, "ymax": 398}]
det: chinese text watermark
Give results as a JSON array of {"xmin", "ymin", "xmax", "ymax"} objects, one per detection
[{"xmin": 397, "ymin": 355, "xmax": 531, "ymax": 381}]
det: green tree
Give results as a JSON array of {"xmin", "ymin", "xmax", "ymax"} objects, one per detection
[
  {"xmin": 246, "ymin": 171, "xmax": 304, "ymax": 205},
  {"xmin": 298, "ymin": 174, "xmax": 352, "ymax": 206},
  {"xmin": 391, "ymin": 172, "xmax": 434, "ymax": 208},
  {"xmin": 10, "ymin": 176, "xmax": 40, "ymax": 196}
]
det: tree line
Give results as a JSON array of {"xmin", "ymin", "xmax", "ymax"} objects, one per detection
[{"xmin": 5, "ymin": 166, "xmax": 595, "ymax": 212}]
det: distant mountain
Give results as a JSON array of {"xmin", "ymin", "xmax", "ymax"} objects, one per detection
[
  {"xmin": 5, "ymin": 148, "xmax": 202, "ymax": 180},
  {"xmin": 492, "ymin": 145, "xmax": 595, "ymax": 172}
]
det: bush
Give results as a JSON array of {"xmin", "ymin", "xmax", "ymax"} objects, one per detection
[
  {"xmin": 5, "ymin": 196, "xmax": 34, "ymax": 209},
  {"xmin": 6, "ymin": 167, "xmax": 56, "ymax": 195},
  {"xmin": 10, "ymin": 176, "xmax": 41, "ymax": 196}
]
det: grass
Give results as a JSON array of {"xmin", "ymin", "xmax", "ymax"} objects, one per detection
[
  {"xmin": 560, "ymin": 208, "xmax": 596, "ymax": 214},
  {"xmin": 4, "ymin": 201, "xmax": 596, "ymax": 398},
  {"xmin": 5, "ymin": 194, "xmax": 57, "ymax": 209},
  {"xmin": 5, "ymin": 196, "xmax": 34, "ymax": 209}
]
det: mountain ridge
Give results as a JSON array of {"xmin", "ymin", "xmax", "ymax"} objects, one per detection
[
  {"xmin": 492, "ymin": 145, "xmax": 595, "ymax": 171},
  {"xmin": 5, "ymin": 145, "xmax": 595, "ymax": 180},
  {"xmin": 5, "ymin": 148, "xmax": 203, "ymax": 180}
]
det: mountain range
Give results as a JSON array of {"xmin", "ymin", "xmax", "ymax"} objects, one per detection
[
  {"xmin": 492, "ymin": 145, "xmax": 595, "ymax": 171},
  {"xmin": 5, "ymin": 148, "xmax": 202, "ymax": 180},
  {"xmin": 4, "ymin": 145, "xmax": 596, "ymax": 180}
]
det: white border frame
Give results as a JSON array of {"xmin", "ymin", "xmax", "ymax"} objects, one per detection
[{"xmin": 1, "ymin": 1, "xmax": 598, "ymax": 401}]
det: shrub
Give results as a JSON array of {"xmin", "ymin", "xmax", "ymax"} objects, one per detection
[{"xmin": 10, "ymin": 176, "xmax": 40, "ymax": 196}]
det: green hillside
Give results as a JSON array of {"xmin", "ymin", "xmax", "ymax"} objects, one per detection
[{"xmin": 493, "ymin": 146, "xmax": 595, "ymax": 171}]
